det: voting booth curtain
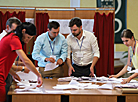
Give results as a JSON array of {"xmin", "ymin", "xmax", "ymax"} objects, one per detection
[
  {"xmin": 35, "ymin": 12, "xmax": 49, "ymax": 66},
  {"xmin": 93, "ymin": 12, "xmax": 114, "ymax": 77},
  {"xmin": 0, "ymin": 11, "xmax": 26, "ymax": 53},
  {"xmin": 35, "ymin": 13, "xmax": 49, "ymax": 38}
]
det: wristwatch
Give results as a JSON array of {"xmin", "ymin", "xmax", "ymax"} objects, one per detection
[{"xmin": 21, "ymin": 66, "xmax": 25, "ymax": 72}]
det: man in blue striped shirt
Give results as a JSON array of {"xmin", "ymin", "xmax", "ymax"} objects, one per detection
[{"xmin": 32, "ymin": 21, "xmax": 67, "ymax": 78}]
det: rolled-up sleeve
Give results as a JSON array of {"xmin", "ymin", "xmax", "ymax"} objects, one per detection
[
  {"xmin": 67, "ymin": 36, "xmax": 71, "ymax": 59},
  {"xmin": 59, "ymin": 39, "xmax": 68, "ymax": 62},
  {"xmin": 91, "ymin": 35, "xmax": 100, "ymax": 58},
  {"xmin": 32, "ymin": 36, "xmax": 46, "ymax": 63}
]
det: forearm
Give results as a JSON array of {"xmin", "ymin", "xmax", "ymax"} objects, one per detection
[
  {"xmin": 116, "ymin": 65, "xmax": 128, "ymax": 77},
  {"xmin": 91, "ymin": 56, "xmax": 98, "ymax": 68},
  {"xmin": 9, "ymin": 68, "xmax": 16, "ymax": 76},
  {"xmin": 23, "ymin": 58, "xmax": 41, "ymax": 77},
  {"xmin": 11, "ymin": 65, "xmax": 23, "ymax": 71},
  {"xmin": 15, "ymin": 61, "xmax": 24, "ymax": 66},
  {"xmin": 16, "ymin": 50, "xmax": 41, "ymax": 77},
  {"xmin": 66, "ymin": 58, "xmax": 72, "ymax": 68},
  {"xmin": 128, "ymin": 73, "xmax": 138, "ymax": 80}
]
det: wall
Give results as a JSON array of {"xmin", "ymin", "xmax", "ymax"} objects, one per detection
[
  {"xmin": 0, "ymin": 0, "xmax": 70, "ymax": 7},
  {"xmin": 115, "ymin": 0, "xmax": 138, "ymax": 52},
  {"xmin": 0, "ymin": 0, "xmax": 96, "ymax": 7},
  {"xmin": 80, "ymin": 0, "xmax": 96, "ymax": 7}
]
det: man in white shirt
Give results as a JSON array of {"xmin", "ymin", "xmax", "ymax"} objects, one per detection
[{"xmin": 67, "ymin": 17, "xmax": 100, "ymax": 77}]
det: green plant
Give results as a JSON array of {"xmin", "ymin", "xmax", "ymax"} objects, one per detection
[{"xmin": 122, "ymin": 51, "xmax": 128, "ymax": 59}]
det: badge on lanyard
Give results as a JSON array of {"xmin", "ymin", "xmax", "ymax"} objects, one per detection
[
  {"xmin": 50, "ymin": 55, "xmax": 56, "ymax": 60},
  {"xmin": 127, "ymin": 66, "xmax": 132, "ymax": 72},
  {"xmin": 49, "ymin": 40, "xmax": 55, "ymax": 55},
  {"xmin": 76, "ymin": 36, "xmax": 84, "ymax": 58}
]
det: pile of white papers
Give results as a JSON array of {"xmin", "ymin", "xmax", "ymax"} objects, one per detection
[
  {"xmin": 54, "ymin": 79, "xmax": 102, "ymax": 90},
  {"xmin": 14, "ymin": 79, "xmax": 42, "ymax": 93},
  {"xmin": 58, "ymin": 77, "xmax": 81, "ymax": 82},
  {"xmin": 16, "ymin": 71, "xmax": 37, "ymax": 81},
  {"xmin": 115, "ymin": 83, "xmax": 138, "ymax": 88}
]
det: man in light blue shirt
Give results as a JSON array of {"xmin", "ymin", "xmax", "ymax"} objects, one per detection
[{"xmin": 32, "ymin": 21, "xmax": 67, "ymax": 78}]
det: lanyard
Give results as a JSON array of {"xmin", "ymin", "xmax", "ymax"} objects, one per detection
[
  {"xmin": 76, "ymin": 36, "xmax": 84, "ymax": 50},
  {"xmin": 130, "ymin": 40, "xmax": 136, "ymax": 65},
  {"xmin": 49, "ymin": 40, "xmax": 55, "ymax": 54}
]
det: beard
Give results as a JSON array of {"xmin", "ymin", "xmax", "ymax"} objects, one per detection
[{"xmin": 73, "ymin": 30, "xmax": 81, "ymax": 37}]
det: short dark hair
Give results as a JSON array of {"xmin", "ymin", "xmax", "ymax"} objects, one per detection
[
  {"xmin": 6, "ymin": 17, "xmax": 21, "ymax": 28},
  {"xmin": 69, "ymin": 17, "xmax": 82, "ymax": 27},
  {"xmin": 47, "ymin": 21, "xmax": 60, "ymax": 30},
  {"xmin": 121, "ymin": 29, "xmax": 134, "ymax": 39}
]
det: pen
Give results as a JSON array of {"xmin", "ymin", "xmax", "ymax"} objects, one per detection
[
  {"xmin": 94, "ymin": 74, "xmax": 96, "ymax": 79},
  {"xmin": 107, "ymin": 74, "xmax": 110, "ymax": 77}
]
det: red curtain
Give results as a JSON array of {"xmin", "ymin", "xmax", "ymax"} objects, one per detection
[
  {"xmin": 0, "ymin": 11, "xmax": 25, "ymax": 33},
  {"xmin": 35, "ymin": 12, "xmax": 49, "ymax": 66},
  {"xmin": 0, "ymin": 11, "xmax": 26, "ymax": 53},
  {"xmin": 93, "ymin": 12, "xmax": 114, "ymax": 77},
  {"xmin": 36, "ymin": 13, "xmax": 49, "ymax": 38}
]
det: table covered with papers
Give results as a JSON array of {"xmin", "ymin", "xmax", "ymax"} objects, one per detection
[{"xmin": 8, "ymin": 76, "xmax": 138, "ymax": 102}]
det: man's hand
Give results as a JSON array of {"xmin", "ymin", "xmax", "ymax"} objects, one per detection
[
  {"xmin": 89, "ymin": 67, "xmax": 94, "ymax": 77},
  {"xmin": 45, "ymin": 57, "xmax": 55, "ymax": 63},
  {"xmin": 56, "ymin": 58, "xmax": 63, "ymax": 65},
  {"xmin": 68, "ymin": 66, "xmax": 75, "ymax": 76}
]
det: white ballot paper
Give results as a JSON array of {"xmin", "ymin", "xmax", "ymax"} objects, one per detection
[
  {"xmin": 128, "ymin": 69, "xmax": 138, "ymax": 73},
  {"xmin": 44, "ymin": 62, "xmax": 59, "ymax": 71},
  {"xmin": 14, "ymin": 84, "xmax": 37, "ymax": 92},
  {"xmin": 98, "ymin": 84, "xmax": 113, "ymax": 89},
  {"xmin": 16, "ymin": 71, "xmax": 37, "ymax": 81}
]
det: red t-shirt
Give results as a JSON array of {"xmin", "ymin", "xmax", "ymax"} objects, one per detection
[{"xmin": 0, "ymin": 33, "xmax": 22, "ymax": 86}]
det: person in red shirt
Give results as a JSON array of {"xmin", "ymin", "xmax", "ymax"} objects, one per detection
[{"xmin": 0, "ymin": 22, "xmax": 43, "ymax": 102}]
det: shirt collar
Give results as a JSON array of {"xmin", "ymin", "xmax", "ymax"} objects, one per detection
[
  {"xmin": 71, "ymin": 30, "xmax": 86, "ymax": 40},
  {"xmin": 46, "ymin": 31, "xmax": 57, "ymax": 42}
]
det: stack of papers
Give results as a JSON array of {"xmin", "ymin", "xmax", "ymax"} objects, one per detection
[
  {"xmin": 58, "ymin": 76, "xmax": 138, "ymax": 84},
  {"xmin": 14, "ymin": 84, "xmax": 43, "ymax": 93},
  {"xmin": 58, "ymin": 77, "xmax": 81, "ymax": 82},
  {"xmin": 54, "ymin": 79, "xmax": 116, "ymax": 90},
  {"xmin": 115, "ymin": 83, "xmax": 138, "ymax": 88}
]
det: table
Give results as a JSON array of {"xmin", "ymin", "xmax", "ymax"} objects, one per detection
[{"xmin": 8, "ymin": 78, "xmax": 138, "ymax": 102}]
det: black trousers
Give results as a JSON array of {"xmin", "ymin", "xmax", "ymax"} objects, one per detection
[{"xmin": 71, "ymin": 63, "xmax": 96, "ymax": 77}]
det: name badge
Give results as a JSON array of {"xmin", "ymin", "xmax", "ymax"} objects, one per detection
[
  {"xmin": 127, "ymin": 66, "xmax": 132, "ymax": 71},
  {"xmin": 50, "ymin": 55, "xmax": 56, "ymax": 60},
  {"xmin": 76, "ymin": 52, "xmax": 83, "ymax": 57}
]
